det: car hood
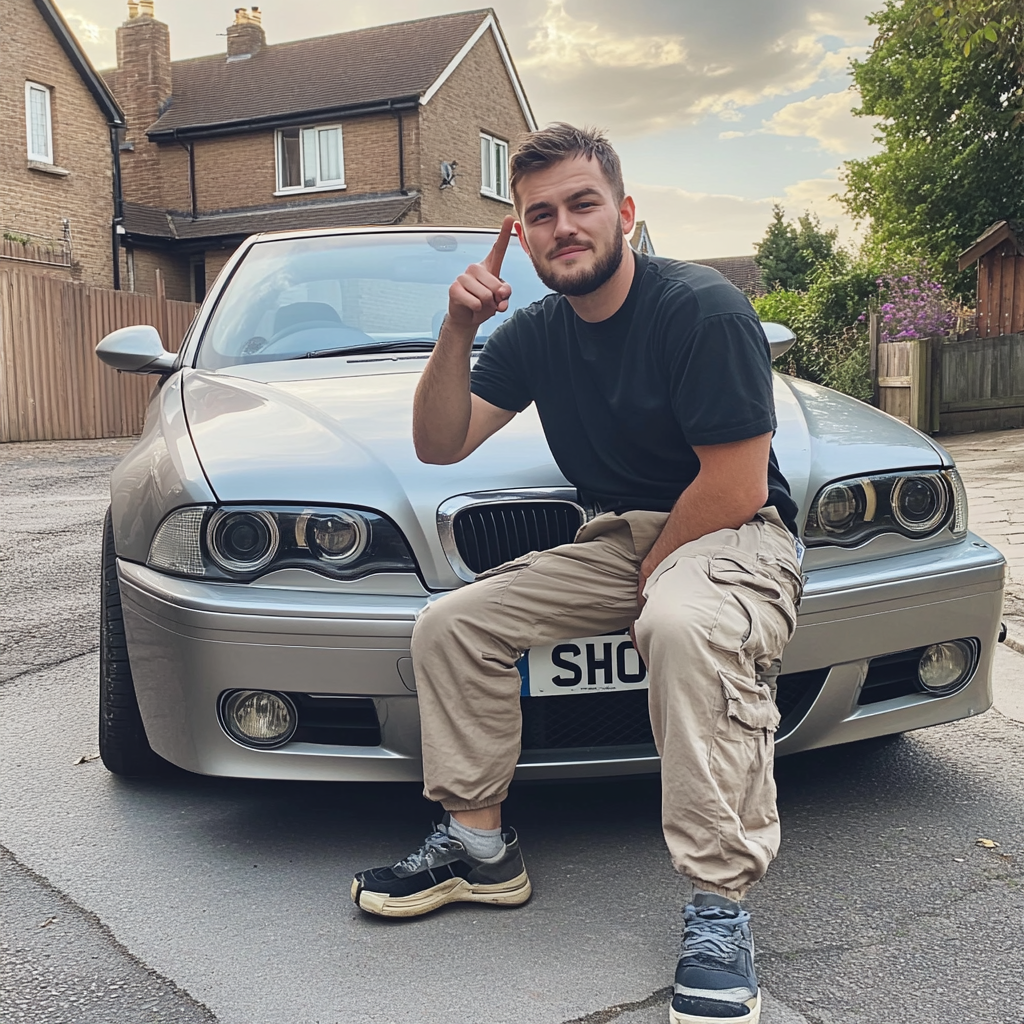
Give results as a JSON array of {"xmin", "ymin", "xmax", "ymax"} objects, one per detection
[{"xmin": 181, "ymin": 359, "xmax": 946, "ymax": 587}]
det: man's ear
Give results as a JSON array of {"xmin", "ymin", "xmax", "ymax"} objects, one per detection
[
  {"xmin": 619, "ymin": 196, "xmax": 637, "ymax": 238},
  {"xmin": 513, "ymin": 220, "xmax": 531, "ymax": 257}
]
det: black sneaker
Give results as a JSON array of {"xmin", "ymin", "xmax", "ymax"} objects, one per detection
[
  {"xmin": 351, "ymin": 816, "xmax": 532, "ymax": 918},
  {"xmin": 671, "ymin": 893, "xmax": 760, "ymax": 1023}
]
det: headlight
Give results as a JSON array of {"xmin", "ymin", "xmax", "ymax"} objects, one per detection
[
  {"xmin": 147, "ymin": 505, "xmax": 415, "ymax": 580},
  {"xmin": 207, "ymin": 509, "xmax": 279, "ymax": 572},
  {"xmin": 805, "ymin": 470, "xmax": 957, "ymax": 547}
]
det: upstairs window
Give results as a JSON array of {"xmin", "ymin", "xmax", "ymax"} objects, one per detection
[
  {"xmin": 25, "ymin": 82, "xmax": 53, "ymax": 163},
  {"xmin": 276, "ymin": 125, "xmax": 345, "ymax": 193},
  {"xmin": 480, "ymin": 132, "xmax": 510, "ymax": 202}
]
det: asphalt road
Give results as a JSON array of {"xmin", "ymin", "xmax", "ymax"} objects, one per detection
[{"xmin": 2, "ymin": 440, "xmax": 1024, "ymax": 1024}]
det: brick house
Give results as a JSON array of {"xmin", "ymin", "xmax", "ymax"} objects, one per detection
[
  {"xmin": 103, "ymin": 3, "xmax": 536, "ymax": 302},
  {"xmin": 0, "ymin": 0, "xmax": 125, "ymax": 286}
]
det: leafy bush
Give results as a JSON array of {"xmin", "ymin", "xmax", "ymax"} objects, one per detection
[{"xmin": 754, "ymin": 259, "xmax": 879, "ymax": 401}]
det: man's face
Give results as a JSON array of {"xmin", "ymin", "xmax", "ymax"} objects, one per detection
[{"xmin": 514, "ymin": 156, "xmax": 631, "ymax": 297}]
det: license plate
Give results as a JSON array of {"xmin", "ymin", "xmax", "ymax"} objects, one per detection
[{"xmin": 518, "ymin": 631, "xmax": 648, "ymax": 697}]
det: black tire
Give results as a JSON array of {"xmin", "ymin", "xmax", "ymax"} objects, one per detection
[{"xmin": 100, "ymin": 508, "xmax": 170, "ymax": 776}]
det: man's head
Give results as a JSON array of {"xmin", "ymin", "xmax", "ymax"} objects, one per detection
[{"xmin": 510, "ymin": 123, "xmax": 635, "ymax": 298}]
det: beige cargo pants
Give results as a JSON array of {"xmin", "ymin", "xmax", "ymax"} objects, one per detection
[{"xmin": 411, "ymin": 507, "xmax": 802, "ymax": 899}]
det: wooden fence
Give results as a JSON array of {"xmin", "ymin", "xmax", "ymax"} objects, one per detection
[
  {"xmin": 0, "ymin": 267, "xmax": 196, "ymax": 442},
  {"xmin": 873, "ymin": 331, "xmax": 1024, "ymax": 434}
]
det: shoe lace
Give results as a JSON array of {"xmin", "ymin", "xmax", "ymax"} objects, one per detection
[
  {"xmin": 680, "ymin": 905, "xmax": 752, "ymax": 962},
  {"xmin": 393, "ymin": 827, "xmax": 461, "ymax": 873}
]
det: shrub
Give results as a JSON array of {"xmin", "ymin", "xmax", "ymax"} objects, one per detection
[{"xmin": 877, "ymin": 267, "xmax": 955, "ymax": 341}]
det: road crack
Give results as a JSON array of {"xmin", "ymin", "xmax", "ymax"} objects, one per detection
[
  {"xmin": 560, "ymin": 986, "xmax": 673, "ymax": 1024},
  {"xmin": 0, "ymin": 646, "xmax": 99, "ymax": 686}
]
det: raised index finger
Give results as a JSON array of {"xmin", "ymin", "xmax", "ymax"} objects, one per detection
[{"xmin": 482, "ymin": 215, "xmax": 515, "ymax": 277}]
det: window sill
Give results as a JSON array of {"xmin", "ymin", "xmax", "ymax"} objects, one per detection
[
  {"xmin": 273, "ymin": 184, "xmax": 346, "ymax": 197},
  {"xmin": 28, "ymin": 161, "xmax": 69, "ymax": 177},
  {"xmin": 480, "ymin": 190, "xmax": 514, "ymax": 206}
]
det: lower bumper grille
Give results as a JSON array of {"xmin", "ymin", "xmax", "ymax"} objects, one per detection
[
  {"xmin": 289, "ymin": 694, "xmax": 381, "ymax": 746},
  {"xmin": 519, "ymin": 668, "xmax": 830, "ymax": 751}
]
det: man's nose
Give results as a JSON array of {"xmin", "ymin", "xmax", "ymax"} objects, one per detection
[{"xmin": 552, "ymin": 207, "xmax": 577, "ymax": 240}]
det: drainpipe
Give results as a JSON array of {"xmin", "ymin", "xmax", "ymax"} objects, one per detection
[
  {"xmin": 391, "ymin": 103, "xmax": 406, "ymax": 195},
  {"xmin": 109, "ymin": 124, "xmax": 124, "ymax": 290},
  {"xmin": 174, "ymin": 130, "xmax": 197, "ymax": 219}
]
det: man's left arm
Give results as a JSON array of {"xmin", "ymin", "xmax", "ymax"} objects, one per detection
[{"xmin": 636, "ymin": 432, "xmax": 772, "ymax": 608}]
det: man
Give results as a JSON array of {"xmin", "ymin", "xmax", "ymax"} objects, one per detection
[{"xmin": 351, "ymin": 123, "xmax": 802, "ymax": 1024}]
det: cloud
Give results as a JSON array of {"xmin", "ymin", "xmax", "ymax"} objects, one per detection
[
  {"xmin": 719, "ymin": 131, "xmax": 746, "ymax": 140},
  {"xmin": 760, "ymin": 88, "xmax": 878, "ymax": 153},
  {"xmin": 520, "ymin": 0, "xmax": 877, "ymax": 134},
  {"xmin": 628, "ymin": 167, "xmax": 863, "ymax": 260}
]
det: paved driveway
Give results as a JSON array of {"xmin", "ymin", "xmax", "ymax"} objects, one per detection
[{"xmin": 2, "ymin": 433, "xmax": 1023, "ymax": 1024}]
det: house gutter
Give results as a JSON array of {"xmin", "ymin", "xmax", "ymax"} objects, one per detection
[{"xmin": 147, "ymin": 97, "xmax": 420, "ymax": 143}]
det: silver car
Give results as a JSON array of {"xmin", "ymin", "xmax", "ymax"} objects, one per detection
[{"xmin": 95, "ymin": 226, "xmax": 1006, "ymax": 780}]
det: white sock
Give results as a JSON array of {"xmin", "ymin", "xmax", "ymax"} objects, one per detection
[{"xmin": 446, "ymin": 816, "xmax": 505, "ymax": 860}]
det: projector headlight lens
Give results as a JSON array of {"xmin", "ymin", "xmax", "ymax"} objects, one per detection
[
  {"xmin": 308, "ymin": 511, "xmax": 368, "ymax": 564},
  {"xmin": 207, "ymin": 509, "xmax": 278, "ymax": 573},
  {"xmin": 892, "ymin": 476, "xmax": 948, "ymax": 533},
  {"xmin": 221, "ymin": 690, "xmax": 297, "ymax": 748}
]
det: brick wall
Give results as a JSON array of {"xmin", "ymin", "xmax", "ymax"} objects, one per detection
[
  {"xmin": 189, "ymin": 113, "xmax": 410, "ymax": 214},
  {"xmin": 0, "ymin": 0, "xmax": 116, "ymax": 286},
  {"xmin": 204, "ymin": 248, "xmax": 235, "ymax": 292},
  {"xmin": 417, "ymin": 29, "xmax": 531, "ymax": 227},
  {"xmin": 128, "ymin": 247, "xmax": 190, "ymax": 301}
]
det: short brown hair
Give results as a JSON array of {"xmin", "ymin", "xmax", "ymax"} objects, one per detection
[{"xmin": 509, "ymin": 123, "xmax": 625, "ymax": 207}]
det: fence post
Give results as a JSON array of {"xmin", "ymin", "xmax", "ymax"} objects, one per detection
[
  {"xmin": 929, "ymin": 335, "xmax": 942, "ymax": 434},
  {"xmin": 154, "ymin": 268, "xmax": 169, "ymax": 345},
  {"xmin": 908, "ymin": 336, "xmax": 933, "ymax": 433},
  {"xmin": 869, "ymin": 307, "xmax": 880, "ymax": 407}
]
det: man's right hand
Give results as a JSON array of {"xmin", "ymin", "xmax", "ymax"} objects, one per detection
[{"xmin": 447, "ymin": 215, "xmax": 515, "ymax": 331}]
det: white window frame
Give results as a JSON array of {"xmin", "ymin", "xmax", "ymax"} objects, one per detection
[
  {"xmin": 25, "ymin": 82, "xmax": 53, "ymax": 164},
  {"xmin": 274, "ymin": 123, "xmax": 345, "ymax": 195},
  {"xmin": 479, "ymin": 132, "xmax": 511, "ymax": 204}
]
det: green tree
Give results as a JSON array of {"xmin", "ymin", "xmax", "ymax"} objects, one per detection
[
  {"xmin": 841, "ymin": 0, "xmax": 1024, "ymax": 290},
  {"xmin": 754, "ymin": 205, "xmax": 838, "ymax": 292}
]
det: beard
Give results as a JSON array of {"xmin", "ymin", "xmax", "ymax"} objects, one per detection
[{"xmin": 531, "ymin": 218, "xmax": 625, "ymax": 297}]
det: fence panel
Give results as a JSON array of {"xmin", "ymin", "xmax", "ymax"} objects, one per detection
[
  {"xmin": 876, "ymin": 341, "xmax": 913, "ymax": 423},
  {"xmin": 0, "ymin": 267, "xmax": 197, "ymax": 442}
]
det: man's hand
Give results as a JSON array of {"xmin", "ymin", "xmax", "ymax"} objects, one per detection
[{"xmin": 448, "ymin": 215, "xmax": 514, "ymax": 330}]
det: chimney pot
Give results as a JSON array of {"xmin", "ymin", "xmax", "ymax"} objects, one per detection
[
  {"xmin": 227, "ymin": 7, "xmax": 266, "ymax": 56},
  {"xmin": 138, "ymin": 0, "xmax": 154, "ymax": 16},
  {"xmin": 127, "ymin": 1, "xmax": 139, "ymax": 18}
]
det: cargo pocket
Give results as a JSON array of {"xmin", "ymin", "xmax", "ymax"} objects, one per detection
[
  {"xmin": 719, "ymin": 670, "xmax": 781, "ymax": 734},
  {"xmin": 706, "ymin": 554, "xmax": 797, "ymax": 665},
  {"xmin": 712, "ymin": 669, "xmax": 781, "ymax": 830}
]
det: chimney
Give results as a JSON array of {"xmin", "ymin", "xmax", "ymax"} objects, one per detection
[
  {"xmin": 110, "ymin": 1, "xmax": 172, "ymax": 205},
  {"xmin": 227, "ymin": 7, "xmax": 265, "ymax": 59}
]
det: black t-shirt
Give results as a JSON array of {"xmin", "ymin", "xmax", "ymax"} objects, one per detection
[{"xmin": 470, "ymin": 252, "xmax": 799, "ymax": 535}]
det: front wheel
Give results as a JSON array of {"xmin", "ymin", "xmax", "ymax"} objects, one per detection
[{"xmin": 99, "ymin": 508, "xmax": 170, "ymax": 776}]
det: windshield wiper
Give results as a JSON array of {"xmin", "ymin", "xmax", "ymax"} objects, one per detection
[
  {"xmin": 304, "ymin": 337, "xmax": 488, "ymax": 359},
  {"xmin": 304, "ymin": 340, "xmax": 437, "ymax": 359}
]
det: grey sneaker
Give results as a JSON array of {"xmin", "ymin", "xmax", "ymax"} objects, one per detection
[
  {"xmin": 671, "ymin": 893, "xmax": 760, "ymax": 1023},
  {"xmin": 351, "ymin": 815, "xmax": 531, "ymax": 918}
]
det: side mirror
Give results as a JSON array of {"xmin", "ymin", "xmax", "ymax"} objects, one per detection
[
  {"xmin": 95, "ymin": 325, "xmax": 177, "ymax": 375},
  {"xmin": 761, "ymin": 321, "xmax": 796, "ymax": 361}
]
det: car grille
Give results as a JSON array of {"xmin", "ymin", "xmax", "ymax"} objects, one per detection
[
  {"xmin": 453, "ymin": 501, "xmax": 584, "ymax": 575},
  {"xmin": 519, "ymin": 668, "xmax": 830, "ymax": 751}
]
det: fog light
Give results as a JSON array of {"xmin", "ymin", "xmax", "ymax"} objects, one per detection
[
  {"xmin": 918, "ymin": 640, "xmax": 976, "ymax": 695},
  {"xmin": 221, "ymin": 690, "xmax": 297, "ymax": 748}
]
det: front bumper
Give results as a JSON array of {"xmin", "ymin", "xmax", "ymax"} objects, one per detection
[{"xmin": 118, "ymin": 535, "xmax": 1005, "ymax": 780}]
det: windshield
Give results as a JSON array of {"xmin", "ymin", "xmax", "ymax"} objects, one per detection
[{"xmin": 195, "ymin": 231, "xmax": 553, "ymax": 370}]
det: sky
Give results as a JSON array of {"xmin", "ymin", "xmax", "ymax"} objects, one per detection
[{"xmin": 60, "ymin": 0, "xmax": 883, "ymax": 259}]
